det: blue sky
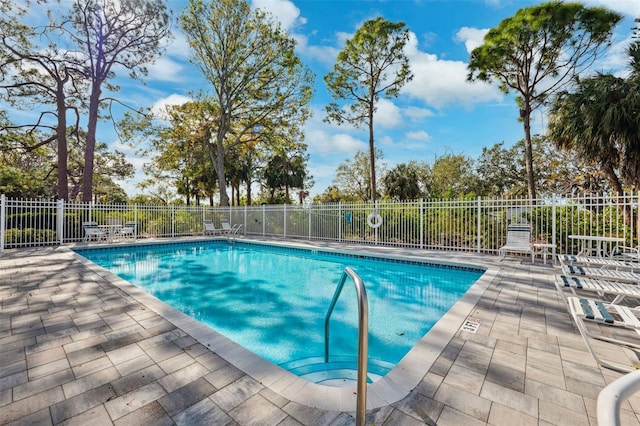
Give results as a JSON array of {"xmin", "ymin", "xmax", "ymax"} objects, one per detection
[{"xmin": 18, "ymin": 0, "xmax": 640, "ymax": 199}]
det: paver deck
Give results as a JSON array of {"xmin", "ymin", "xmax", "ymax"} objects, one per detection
[{"xmin": 2, "ymin": 238, "xmax": 640, "ymax": 425}]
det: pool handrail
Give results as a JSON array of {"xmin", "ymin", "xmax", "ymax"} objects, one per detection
[
  {"xmin": 597, "ymin": 369, "xmax": 640, "ymax": 426},
  {"xmin": 324, "ymin": 266, "xmax": 368, "ymax": 426}
]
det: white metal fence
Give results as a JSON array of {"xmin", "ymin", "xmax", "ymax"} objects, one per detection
[{"xmin": 2, "ymin": 193, "xmax": 638, "ymax": 256}]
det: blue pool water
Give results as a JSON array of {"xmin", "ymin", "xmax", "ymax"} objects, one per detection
[{"xmin": 75, "ymin": 241, "xmax": 483, "ymax": 380}]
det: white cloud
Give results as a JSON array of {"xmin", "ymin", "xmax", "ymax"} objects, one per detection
[
  {"xmin": 581, "ymin": 0, "xmax": 640, "ymax": 17},
  {"xmin": 374, "ymin": 98, "xmax": 403, "ymax": 129},
  {"xmin": 165, "ymin": 30, "xmax": 192, "ymax": 60},
  {"xmin": 111, "ymin": 139, "xmax": 147, "ymax": 194},
  {"xmin": 251, "ymin": 0, "xmax": 305, "ymax": 31},
  {"xmin": 305, "ymin": 161, "xmax": 339, "ymax": 195},
  {"xmin": 406, "ymin": 130, "xmax": 431, "ymax": 142},
  {"xmin": 306, "ymin": 129, "xmax": 366, "ymax": 155},
  {"xmin": 402, "ymin": 31, "xmax": 503, "ymax": 108},
  {"xmin": 150, "ymin": 94, "xmax": 191, "ymax": 117},
  {"xmin": 147, "ymin": 56, "xmax": 185, "ymax": 82},
  {"xmin": 403, "ymin": 106, "xmax": 435, "ymax": 121},
  {"xmin": 454, "ymin": 27, "xmax": 489, "ymax": 54},
  {"xmin": 293, "ymin": 33, "xmax": 340, "ymax": 67}
]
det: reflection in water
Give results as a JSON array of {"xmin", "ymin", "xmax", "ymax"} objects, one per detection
[{"xmin": 77, "ymin": 242, "xmax": 483, "ymax": 372}]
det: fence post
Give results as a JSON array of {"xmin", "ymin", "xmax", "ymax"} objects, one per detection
[
  {"xmin": 338, "ymin": 202, "xmax": 342, "ymax": 242},
  {"xmin": 0, "ymin": 194, "xmax": 5, "ymax": 253},
  {"xmin": 420, "ymin": 199, "xmax": 424, "ymax": 249},
  {"xmin": 262, "ymin": 204, "xmax": 266, "ymax": 237},
  {"xmin": 552, "ymin": 194, "xmax": 557, "ymax": 251},
  {"xmin": 477, "ymin": 196, "xmax": 481, "ymax": 253},
  {"xmin": 283, "ymin": 204, "xmax": 287, "ymax": 238},
  {"xmin": 373, "ymin": 201, "xmax": 378, "ymax": 244},
  {"xmin": 172, "ymin": 205, "xmax": 175, "ymax": 238},
  {"xmin": 308, "ymin": 204, "xmax": 311, "ymax": 240},
  {"xmin": 57, "ymin": 199, "xmax": 65, "ymax": 245},
  {"xmin": 244, "ymin": 205, "xmax": 247, "ymax": 237}
]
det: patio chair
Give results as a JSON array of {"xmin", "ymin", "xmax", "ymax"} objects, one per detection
[
  {"xmin": 203, "ymin": 219, "xmax": 220, "ymax": 236},
  {"xmin": 612, "ymin": 245, "xmax": 640, "ymax": 263},
  {"xmin": 561, "ymin": 264, "xmax": 640, "ymax": 284},
  {"xmin": 558, "ymin": 254, "xmax": 639, "ymax": 272},
  {"xmin": 498, "ymin": 224, "xmax": 534, "ymax": 263},
  {"xmin": 567, "ymin": 296, "xmax": 640, "ymax": 372},
  {"xmin": 116, "ymin": 221, "xmax": 136, "ymax": 240},
  {"xmin": 82, "ymin": 221, "xmax": 107, "ymax": 243},
  {"xmin": 220, "ymin": 219, "xmax": 242, "ymax": 235},
  {"xmin": 554, "ymin": 275, "xmax": 640, "ymax": 305}
]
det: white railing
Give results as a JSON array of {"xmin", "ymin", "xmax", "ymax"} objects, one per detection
[{"xmin": 1, "ymin": 193, "xmax": 638, "ymax": 255}]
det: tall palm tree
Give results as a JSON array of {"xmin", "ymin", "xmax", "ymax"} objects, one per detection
[
  {"xmin": 548, "ymin": 73, "xmax": 626, "ymax": 194},
  {"xmin": 548, "ymin": 40, "xmax": 640, "ymax": 225},
  {"xmin": 383, "ymin": 163, "xmax": 424, "ymax": 201}
]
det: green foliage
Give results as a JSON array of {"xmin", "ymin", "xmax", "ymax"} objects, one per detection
[
  {"xmin": 263, "ymin": 150, "xmax": 308, "ymax": 204},
  {"xmin": 0, "ymin": 166, "xmax": 51, "ymax": 198},
  {"xmin": 383, "ymin": 161, "xmax": 428, "ymax": 201},
  {"xmin": 67, "ymin": 0, "xmax": 172, "ymax": 202},
  {"xmin": 468, "ymin": 1, "xmax": 622, "ymax": 199},
  {"xmin": 4, "ymin": 228, "xmax": 56, "ymax": 244},
  {"xmin": 548, "ymin": 45, "xmax": 640, "ymax": 193},
  {"xmin": 180, "ymin": 0, "xmax": 314, "ymax": 206},
  {"xmin": 312, "ymin": 186, "xmax": 358, "ymax": 204},
  {"xmin": 137, "ymin": 101, "xmax": 218, "ymax": 205},
  {"xmin": 330, "ymin": 149, "xmax": 386, "ymax": 202},
  {"xmin": 428, "ymin": 154, "xmax": 478, "ymax": 199}
]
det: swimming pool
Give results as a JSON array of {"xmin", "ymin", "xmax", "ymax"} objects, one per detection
[{"xmin": 75, "ymin": 240, "xmax": 484, "ymax": 385}]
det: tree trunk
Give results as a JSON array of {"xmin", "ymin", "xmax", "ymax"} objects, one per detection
[
  {"xmin": 245, "ymin": 177, "xmax": 252, "ymax": 206},
  {"xmin": 215, "ymin": 132, "xmax": 230, "ymax": 207},
  {"xmin": 522, "ymin": 107, "xmax": 537, "ymax": 201},
  {"xmin": 82, "ymin": 85, "xmax": 101, "ymax": 202},
  {"xmin": 55, "ymin": 82, "xmax": 69, "ymax": 201},
  {"xmin": 368, "ymin": 102, "xmax": 376, "ymax": 203},
  {"xmin": 602, "ymin": 162, "xmax": 633, "ymax": 226},
  {"xmin": 205, "ymin": 126, "xmax": 229, "ymax": 207}
]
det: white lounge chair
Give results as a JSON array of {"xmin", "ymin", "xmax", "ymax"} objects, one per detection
[
  {"xmin": 498, "ymin": 224, "xmax": 534, "ymax": 263},
  {"xmin": 82, "ymin": 221, "xmax": 107, "ymax": 243},
  {"xmin": 203, "ymin": 219, "xmax": 220, "ymax": 236},
  {"xmin": 555, "ymin": 275, "xmax": 640, "ymax": 305},
  {"xmin": 116, "ymin": 221, "xmax": 136, "ymax": 240},
  {"xmin": 567, "ymin": 296, "xmax": 640, "ymax": 372},
  {"xmin": 559, "ymin": 254, "xmax": 639, "ymax": 271},
  {"xmin": 562, "ymin": 264, "xmax": 640, "ymax": 284},
  {"xmin": 220, "ymin": 219, "xmax": 242, "ymax": 235},
  {"xmin": 613, "ymin": 245, "xmax": 640, "ymax": 263}
]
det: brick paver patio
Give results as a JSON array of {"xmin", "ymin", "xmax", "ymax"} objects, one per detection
[{"xmin": 1, "ymin": 240, "xmax": 640, "ymax": 425}]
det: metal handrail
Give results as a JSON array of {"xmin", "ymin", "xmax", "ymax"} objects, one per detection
[
  {"xmin": 597, "ymin": 370, "xmax": 640, "ymax": 426},
  {"xmin": 324, "ymin": 267, "xmax": 368, "ymax": 426}
]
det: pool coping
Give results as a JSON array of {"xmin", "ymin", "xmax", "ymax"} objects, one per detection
[{"xmin": 68, "ymin": 237, "xmax": 497, "ymax": 412}]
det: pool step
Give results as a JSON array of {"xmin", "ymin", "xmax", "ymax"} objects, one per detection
[{"xmin": 280, "ymin": 356, "xmax": 394, "ymax": 386}]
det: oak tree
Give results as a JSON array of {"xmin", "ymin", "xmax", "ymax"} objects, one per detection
[{"xmin": 180, "ymin": 0, "xmax": 314, "ymax": 207}]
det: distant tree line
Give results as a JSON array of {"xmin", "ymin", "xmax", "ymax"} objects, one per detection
[{"xmin": 312, "ymin": 135, "xmax": 612, "ymax": 203}]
